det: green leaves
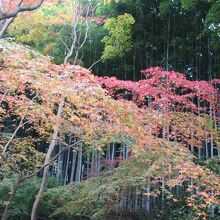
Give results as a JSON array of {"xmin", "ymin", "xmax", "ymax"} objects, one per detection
[
  {"xmin": 0, "ymin": 177, "xmax": 59, "ymax": 219},
  {"xmin": 101, "ymin": 13, "xmax": 135, "ymax": 61},
  {"xmin": 180, "ymin": 0, "xmax": 200, "ymax": 10},
  {"xmin": 7, "ymin": 2, "xmax": 73, "ymax": 64}
]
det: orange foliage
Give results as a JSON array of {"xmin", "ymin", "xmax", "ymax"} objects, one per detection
[{"xmin": 0, "ymin": 40, "xmax": 219, "ymax": 217}]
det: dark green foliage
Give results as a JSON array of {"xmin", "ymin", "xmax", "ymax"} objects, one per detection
[{"xmin": 0, "ymin": 177, "xmax": 59, "ymax": 219}]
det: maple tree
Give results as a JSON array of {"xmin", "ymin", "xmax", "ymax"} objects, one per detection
[
  {"xmin": 98, "ymin": 67, "xmax": 218, "ymax": 111},
  {"xmin": 0, "ymin": 39, "xmax": 219, "ymax": 220}
]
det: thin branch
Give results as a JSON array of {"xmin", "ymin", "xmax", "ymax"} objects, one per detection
[
  {"xmin": 64, "ymin": 0, "xmax": 80, "ymax": 64},
  {"xmin": 2, "ymin": 120, "xmax": 28, "ymax": 155},
  {"xmin": 60, "ymin": 37, "xmax": 70, "ymax": 53},
  {"xmin": 88, "ymin": 58, "xmax": 102, "ymax": 70},
  {"xmin": 2, "ymin": 92, "xmax": 39, "ymax": 155},
  {"xmin": 0, "ymin": 0, "xmax": 45, "ymax": 21},
  {"xmin": 73, "ymin": 2, "xmax": 92, "ymax": 64}
]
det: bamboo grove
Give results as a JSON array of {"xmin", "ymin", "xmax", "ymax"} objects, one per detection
[{"xmin": 0, "ymin": 39, "xmax": 219, "ymax": 219}]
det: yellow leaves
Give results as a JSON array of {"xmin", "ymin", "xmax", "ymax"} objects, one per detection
[{"xmin": 132, "ymin": 145, "xmax": 145, "ymax": 155}]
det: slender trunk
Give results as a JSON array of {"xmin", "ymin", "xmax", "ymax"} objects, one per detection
[
  {"xmin": 205, "ymin": 136, "xmax": 209, "ymax": 158},
  {"xmin": 125, "ymin": 145, "xmax": 129, "ymax": 160},
  {"xmin": 31, "ymin": 99, "xmax": 64, "ymax": 220},
  {"xmin": 64, "ymin": 147, "xmax": 70, "ymax": 184},
  {"xmin": 97, "ymin": 151, "xmax": 100, "ymax": 173},
  {"xmin": 56, "ymin": 144, "xmax": 63, "ymax": 180},
  {"xmin": 210, "ymin": 134, "xmax": 214, "ymax": 159},
  {"xmin": 133, "ymin": 51, "xmax": 136, "ymax": 81},
  {"xmin": 198, "ymin": 97, "xmax": 201, "ymax": 158},
  {"xmin": 134, "ymin": 189, "xmax": 138, "ymax": 211},
  {"xmin": 86, "ymin": 153, "xmax": 90, "ymax": 178},
  {"xmin": 0, "ymin": 17, "xmax": 14, "ymax": 38},
  {"xmin": 146, "ymin": 176, "xmax": 151, "ymax": 212},
  {"xmin": 70, "ymin": 149, "xmax": 77, "ymax": 182},
  {"xmin": 122, "ymin": 144, "xmax": 126, "ymax": 161},
  {"xmin": 161, "ymin": 176, "xmax": 165, "ymax": 209},
  {"xmin": 111, "ymin": 144, "xmax": 115, "ymax": 169},
  {"xmin": 209, "ymin": 104, "xmax": 214, "ymax": 158},
  {"xmin": 91, "ymin": 150, "xmax": 95, "ymax": 174},
  {"xmin": 94, "ymin": 150, "xmax": 97, "ymax": 174},
  {"xmin": 111, "ymin": 143, "xmax": 115, "ymax": 161},
  {"xmin": 107, "ymin": 144, "xmax": 111, "ymax": 170},
  {"xmin": 75, "ymin": 144, "xmax": 82, "ymax": 182}
]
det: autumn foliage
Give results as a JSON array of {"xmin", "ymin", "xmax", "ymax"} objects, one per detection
[
  {"xmin": 98, "ymin": 67, "xmax": 218, "ymax": 111},
  {"xmin": 0, "ymin": 40, "xmax": 219, "ymax": 219}
]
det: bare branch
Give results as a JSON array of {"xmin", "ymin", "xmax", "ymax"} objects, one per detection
[
  {"xmin": 0, "ymin": 0, "xmax": 45, "ymax": 21},
  {"xmin": 88, "ymin": 58, "xmax": 102, "ymax": 71},
  {"xmin": 2, "ymin": 92, "xmax": 40, "ymax": 155},
  {"xmin": 60, "ymin": 37, "xmax": 70, "ymax": 53},
  {"xmin": 73, "ymin": 2, "xmax": 92, "ymax": 64},
  {"xmin": 2, "ymin": 120, "xmax": 28, "ymax": 155}
]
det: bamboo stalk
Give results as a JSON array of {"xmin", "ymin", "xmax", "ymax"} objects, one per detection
[
  {"xmin": 210, "ymin": 134, "xmax": 214, "ymax": 159},
  {"xmin": 86, "ymin": 153, "xmax": 90, "ymax": 178},
  {"xmin": 75, "ymin": 144, "xmax": 82, "ymax": 182},
  {"xmin": 97, "ymin": 150, "xmax": 101, "ymax": 173},
  {"xmin": 70, "ymin": 149, "xmax": 77, "ymax": 182},
  {"xmin": 146, "ymin": 176, "xmax": 151, "ymax": 212},
  {"xmin": 64, "ymin": 148, "xmax": 70, "ymax": 184}
]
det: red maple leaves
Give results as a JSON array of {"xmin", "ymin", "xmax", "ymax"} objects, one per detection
[{"xmin": 98, "ymin": 67, "xmax": 219, "ymax": 114}]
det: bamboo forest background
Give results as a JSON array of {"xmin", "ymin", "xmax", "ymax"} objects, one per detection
[{"xmin": 5, "ymin": 0, "xmax": 220, "ymax": 80}]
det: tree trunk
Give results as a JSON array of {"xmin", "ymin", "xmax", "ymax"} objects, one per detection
[
  {"xmin": 64, "ymin": 147, "xmax": 70, "ymax": 184},
  {"xmin": 75, "ymin": 144, "xmax": 82, "ymax": 182},
  {"xmin": 56, "ymin": 144, "xmax": 63, "ymax": 181},
  {"xmin": 0, "ymin": 17, "xmax": 14, "ymax": 38},
  {"xmin": 31, "ymin": 99, "xmax": 64, "ymax": 220},
  {"xmin": 146, "ymin": 176, "xmax": 151, "ymax": 212},
  {"xmin": 86, "ymin": 153, "xmax": 90, "ymax": 178},
  {"xmin": 70, "ymin": 149, "xmax": 77, "ymax": 182}
]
